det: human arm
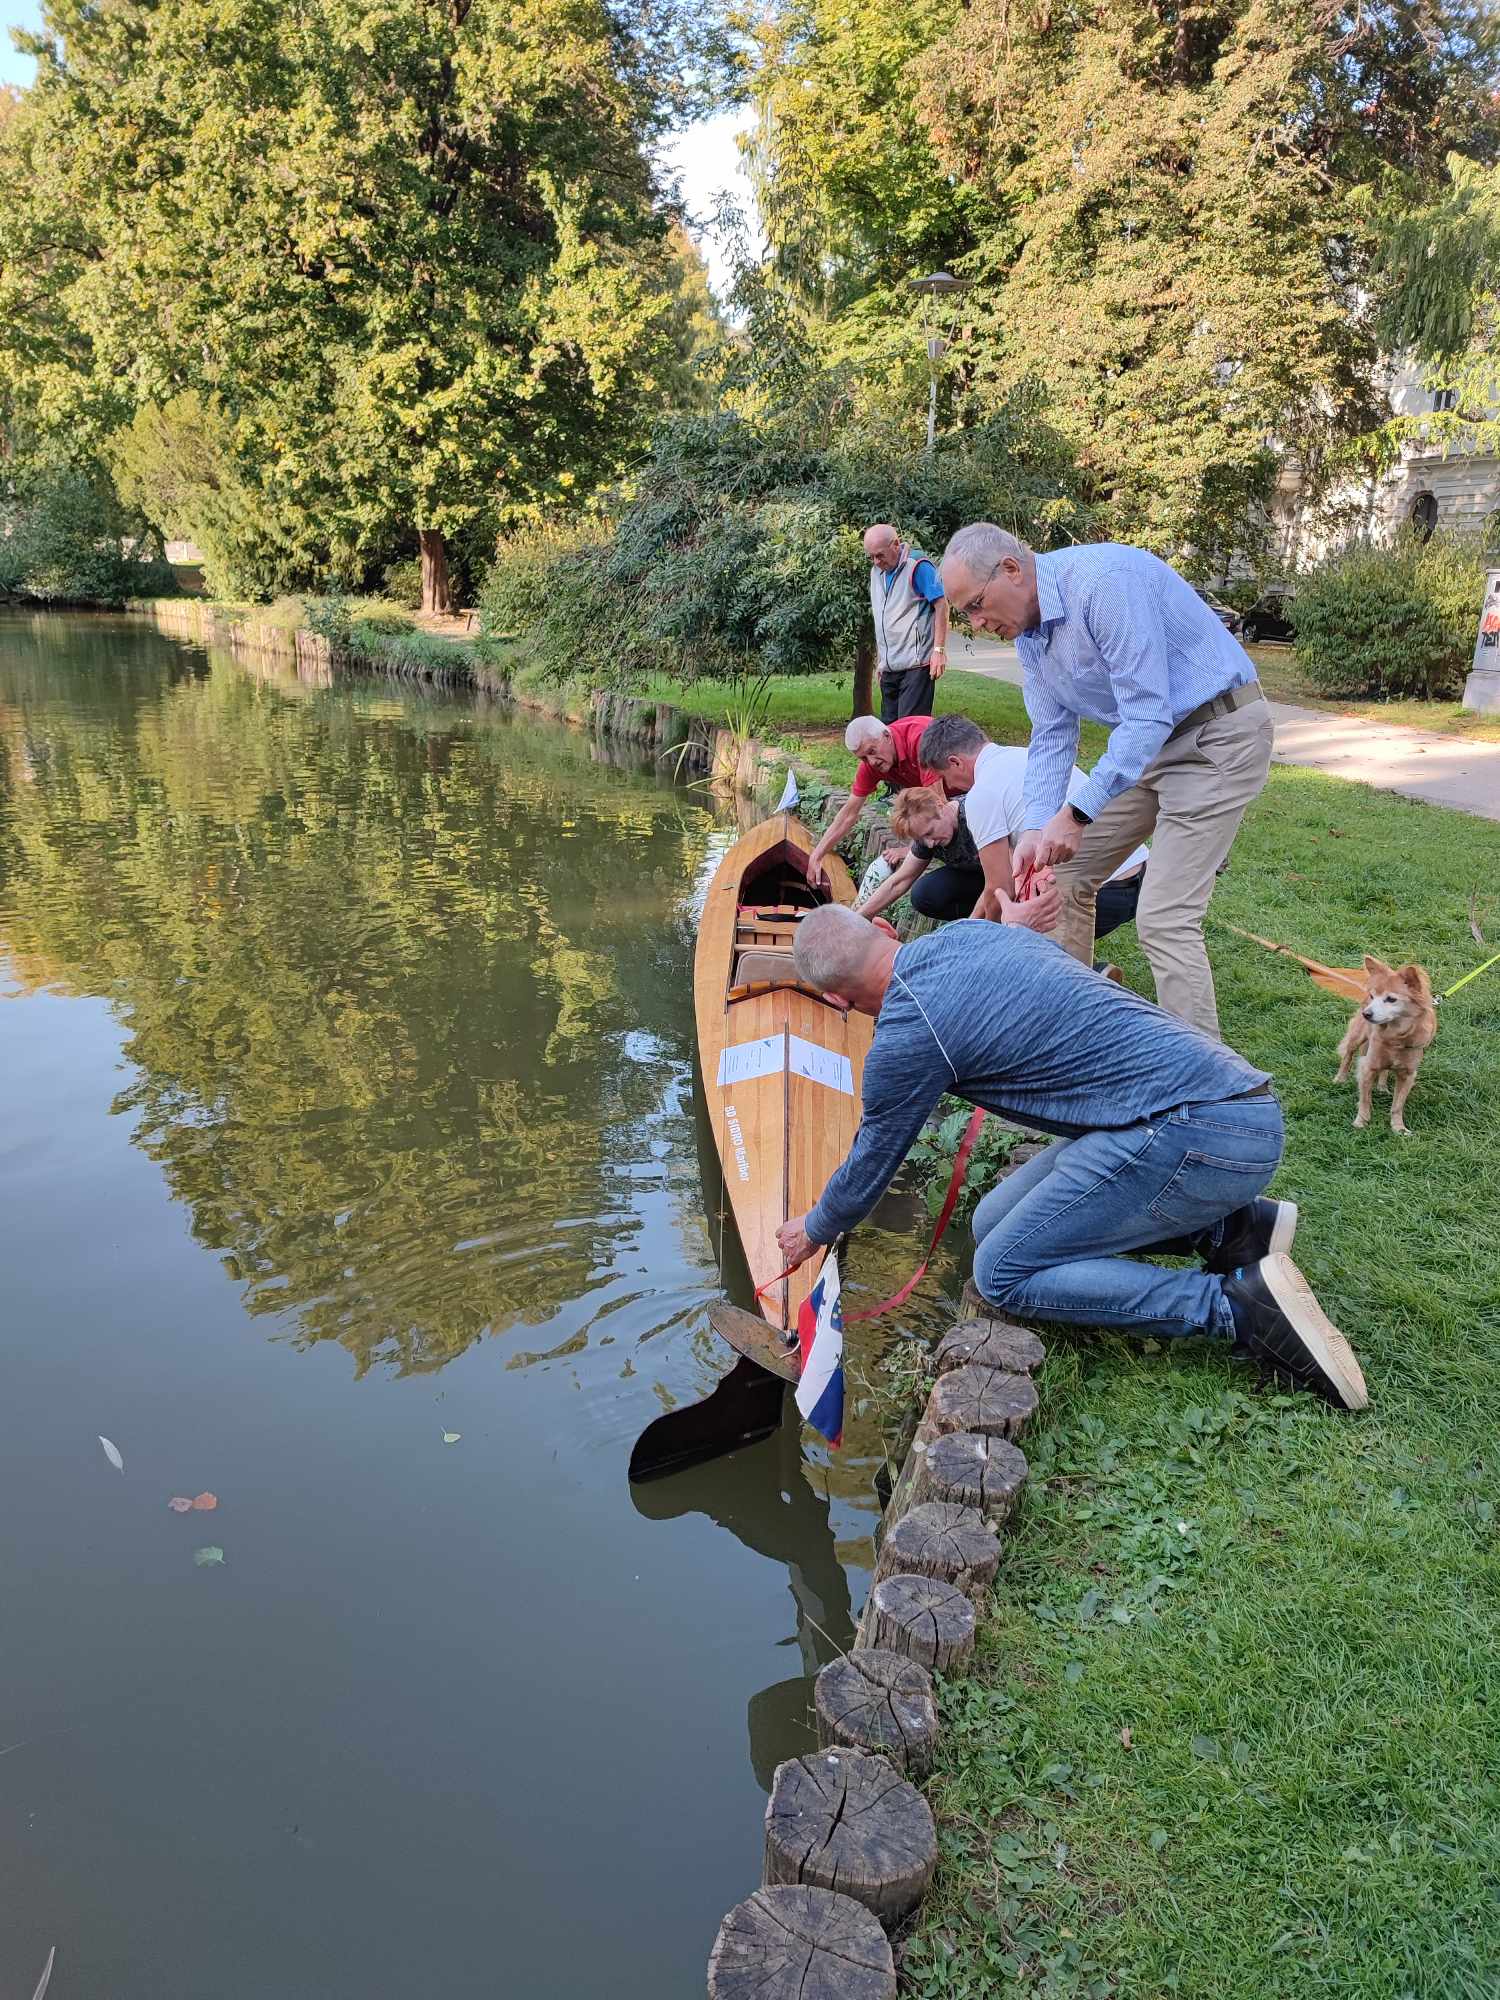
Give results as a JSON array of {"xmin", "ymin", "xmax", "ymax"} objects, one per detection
[
  {"xmin": 1017, "ymin": 670, "xmax": 1084, "ymax": 873},
  {"xmin": 795, "ymin": 1053, "xmax": 949, "ymax": 1250},
  {"xmin": 929, "ymin": 596, "xmax": 949, "ymax": 679},
  {"xmin": 806, "ymin": 793, "xmax": 864, "ymax": 885},
  {"xmin": 859, "ymin": 850, "xmax": 930, "ymax": 921}
]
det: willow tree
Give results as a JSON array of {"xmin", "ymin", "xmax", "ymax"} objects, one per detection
[
  {"xmin": 0, "ymin": 0, "xmax": 725, "ymax": 609},
  {"xmin": 1378, "ymin": 155, "xmax": 1500, "ymax": 460}
]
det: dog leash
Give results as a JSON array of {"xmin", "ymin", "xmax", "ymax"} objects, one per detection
[
  {"xmin": 1441, "ymin": 948, "xmax": 1500, "ymax": 1000},
  {"xmin": 755, "ymin": 1107, "xmax": 988, "ymax": 1325}
]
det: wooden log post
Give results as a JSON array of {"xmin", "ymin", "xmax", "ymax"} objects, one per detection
[
  {"xmin": 909, "ymin": 1431, "xmax": 1029, "ymax": 1524},
  {"xmin": 873, "ymin": 1501, "xmax": 1000, "ymax": 1598},
  {"xmin": 928, "ymin": 1363, "xmax": 1038, "ymax": 1443},
  {"xmin": 863, "ymin": 1573, "xmax": 975, "ymax": 1676},
  {"xmin": 813, "ymin": 1651, "xmax": 939, "ymax": 1776},
  {"xmin": 707, "ymin": 1885, "xmax": 895, "ymax": 2000},
  {"xmin": 764, "ymin": 1750, "xmax": 937, "ymax": 1929},
  {"xmin": 935, "ymin": 1318, "xmax": 1046, "ymax": 1377}
]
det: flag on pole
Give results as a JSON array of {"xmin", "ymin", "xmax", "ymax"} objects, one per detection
[
  {"xmin": 777, "ymin": 767, "xmax": 799, "ymax": 813},
  {"xmin": 795, "ymin": 1254, "xmax": 844, "ymax": 1447}
]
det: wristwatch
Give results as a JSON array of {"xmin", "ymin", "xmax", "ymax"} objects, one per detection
[{"xmin": 1067, "ymin": 804, "xmax": 1092, "ymax": 826}]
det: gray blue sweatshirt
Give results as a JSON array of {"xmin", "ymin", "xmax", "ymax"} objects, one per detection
[{"xmin": 806, "ymin": 922, "xmax": 1270, "ymax": 1245}]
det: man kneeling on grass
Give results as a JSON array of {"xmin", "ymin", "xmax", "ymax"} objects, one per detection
[{"xmin": 773, "ymin": 905, "xmax": 1367, "ymax": 1410}]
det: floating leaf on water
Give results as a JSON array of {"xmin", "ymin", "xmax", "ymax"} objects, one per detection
[
  {"xmin": 167, "ymin": 1497, "xmax": 194, "ymax": 1514},
  {"xmin": 191, "ymin": 1493, "xmax": 218, "ymax": 1511},
  {"xmin": 442, "ymin": 1432, "xmax": 461, "ymax": 1444},
  {"xmin": 193, "ymin": 1546, "xmax": 225, "ymax": 1567},
  {"xmin": 98, "ymin": 1436, "xmax": 124, "ymax": 1473},
  {"xmin": 32, "ymin": 1945, "xmax": 56, "ymax": 2000}
]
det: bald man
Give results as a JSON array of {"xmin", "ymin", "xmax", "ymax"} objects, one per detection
[{"xmin": 864, "ymin": 523, "xmax": 949, "ymax": 722}]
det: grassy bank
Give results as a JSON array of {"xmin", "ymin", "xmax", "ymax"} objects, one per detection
[
  {"xmin": 891, "ymin": 769, "xmax": 1500, "ymax": 1999},
  {"xmin": 525, "ymin": 652, "xmax": 1500, "ymax": 1992}
]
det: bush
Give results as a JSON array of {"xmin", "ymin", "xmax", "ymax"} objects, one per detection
[
  {"xmin": 0, "ymin": 461, "xmax": 180, "ymax": 605},
  {"xmin": 479, "ymin": 395, "xmax": 1090, "ymax": 688},
  {"xmin": 381, "ymin": 557, "xmax": 424, "ymax": 610},
  {"xmin": 1292, "ymin": 535, "xmax": 1485, "ymax": 699}
]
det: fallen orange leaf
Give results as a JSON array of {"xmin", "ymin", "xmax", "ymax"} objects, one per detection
[{"xmin": 191, "ymin": 1492, "xmax": 218, "ymax": 1511}]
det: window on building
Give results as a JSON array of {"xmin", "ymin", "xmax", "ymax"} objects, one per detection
[
  {"xmin": 1409, "ymin": 492, "xmax": 1439, "ymax": 542},
  {"xmin": 1431, "ymin": 387, "xmax": 1458, "ymax": 413}
]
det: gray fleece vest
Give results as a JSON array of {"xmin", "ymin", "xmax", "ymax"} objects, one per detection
[{"xmin": 870, "ymin": 546, "xmax": 937, "ymax": 673}]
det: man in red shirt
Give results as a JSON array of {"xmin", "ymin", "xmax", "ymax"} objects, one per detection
[{"xmin": 805, "ymin": 714, "xmax": 942, "ymax": 885}]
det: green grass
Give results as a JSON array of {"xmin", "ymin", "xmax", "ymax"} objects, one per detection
[
  {"xmin": 622, "ymin": 666, "xmax": 1114, "ymax": 781},
  {"xmin": 887, "ymin": 766, "xmax": 1500, "ymax": 2000},
  {"xmin": 1246, "ymin": 645, "xmax": 1500, "ymax": 744}
]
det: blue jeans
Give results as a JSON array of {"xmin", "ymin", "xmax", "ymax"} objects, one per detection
[{"xmin": 971, "ymin": 1094, "xmax": 1284, "ymax": 1342}]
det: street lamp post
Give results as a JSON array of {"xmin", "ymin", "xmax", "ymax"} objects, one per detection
[{"xmin": 909, "ymin": 270, "xmax": 971, "ymax": 452}]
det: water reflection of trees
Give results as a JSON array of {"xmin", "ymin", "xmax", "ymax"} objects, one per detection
[{"xmin": 0, "ymin": 636, "xmax": 718, "ymax": 1375}]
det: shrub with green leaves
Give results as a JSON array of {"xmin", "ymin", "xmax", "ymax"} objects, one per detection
[
  {"xmin": 1291, "ymin": 534, "xmax": 1485, "ymax": 699},
  {"xmin": 0, "ymin": 461, "xmax": 178, "ymax": 606},
  {"xmin": 480, "ymin": 395, "xmax": 1089, "ymax": 688}
]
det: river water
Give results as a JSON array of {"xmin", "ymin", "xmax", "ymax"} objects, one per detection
[{"xmin": 0, "ymin": 613, "xmax": 961, "ymax": 2000}]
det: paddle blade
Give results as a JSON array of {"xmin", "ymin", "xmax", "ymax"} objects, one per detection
[{"xmin": 627, "ymin": 1355, "xmax": 786, "ymax": 1484}]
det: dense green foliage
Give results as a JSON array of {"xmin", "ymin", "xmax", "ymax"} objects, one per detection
[
  {"xmin": 749, "ymin": 0, "xmax": 1500, "ymax": 562},
  {"xmin": 1377, "ymin": 153, "xmax": 1500, "ymax": 457},
  {"xmin": 0, "ymin": 458, "xmax": 178, "ymax": 604},
  {"xmin": 482, "ymin": 395, "xmax": 1086, "ymax": 684},
  {"xmin": 1291, "ymin": 535, "xmax": 1485, "ymax": 699},
  {"xmin": 0, "ymin": 0, "xmax": 731, "ymax": 607}
]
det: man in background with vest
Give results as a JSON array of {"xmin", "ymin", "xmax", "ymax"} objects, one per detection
[{"xmin": 864, "ymin": 523, "xmax": 948, "ymax": 723}]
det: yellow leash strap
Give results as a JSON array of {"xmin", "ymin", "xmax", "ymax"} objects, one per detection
[{"xmin": 1443, "ymin": 949, "xmax": 1500, "ymax": 1001}]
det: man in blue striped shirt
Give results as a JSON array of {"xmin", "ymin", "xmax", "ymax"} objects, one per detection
[{"xmin": 939, "ymin": 526, "xmax": 1273, "ymax": 1037}]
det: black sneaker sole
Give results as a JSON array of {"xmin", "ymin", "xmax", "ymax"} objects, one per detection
[{"xmin": 1256, "ymin": 1252, "xmax": 1367, "ymax": 1410}]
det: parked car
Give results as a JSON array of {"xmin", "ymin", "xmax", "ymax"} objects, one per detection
[
  {"xmin": 1191, "ymin": 585, "xmax": 1242, "ymax": 634},
  {"xmin": 1239, "ymin": 590, "xmax": 1296, "ymax": 644}
]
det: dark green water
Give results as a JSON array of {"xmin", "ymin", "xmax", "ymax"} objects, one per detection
[{"xmin": 0, "ymin": 614, "xmax": 959, "ymax": 2000}]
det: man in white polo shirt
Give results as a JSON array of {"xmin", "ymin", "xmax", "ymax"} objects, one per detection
[{"xmin": 918, "ymin": 714, "xmax": 1148, "ymax": 938}]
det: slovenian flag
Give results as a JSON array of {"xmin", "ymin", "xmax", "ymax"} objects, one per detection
[{"xmin": 795, "ymin": 1254, "xmax": 844, "ymax": 1447}]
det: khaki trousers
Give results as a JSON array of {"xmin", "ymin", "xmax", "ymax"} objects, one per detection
[{"xmin": 1052, "ymin": 697, "xmax": 1274, "ymax": 1038}]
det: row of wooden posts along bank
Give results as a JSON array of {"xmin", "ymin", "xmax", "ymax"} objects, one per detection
[
  {"xmin": 707, "ymin": 1269, "xmax": 1051, "ymax": 1997},
  {"xmin": 135, "ymin": 600, "xmax": 937, "ymax": 935}
]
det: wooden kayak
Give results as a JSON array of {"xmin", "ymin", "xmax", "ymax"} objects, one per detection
[{"xmin": 694, "ymin": 811, "xmax": 873, "ymax": 1343}]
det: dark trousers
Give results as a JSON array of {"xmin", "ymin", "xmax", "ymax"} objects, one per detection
[
  {"xmin": 1094, "ymin": 866, "xmax": 1144, "ymax": 943},
  {"xmin": 909, "ymin": 862, "xmax": 1145, "ymax": 932},
  {"xmin": 879, "ymin": 666, "xmax": 936, "ymax": 722}
]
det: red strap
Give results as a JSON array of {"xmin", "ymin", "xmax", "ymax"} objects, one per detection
[
  {"xmin": 846, "ymin": 1108, "xmax": 985, "ymax": 1322},
  {"xmin": 755, "ymin": 1109, "xmax": 987, "ymax": 1327}
]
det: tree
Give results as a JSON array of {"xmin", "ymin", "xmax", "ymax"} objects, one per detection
[
  {"xmin": 745, "ymin": 0, "xmax": 1500, "ymax": 565},
  {"xmin": 0, "ymin": 0, "xmax": 731, "ymax": 610},
  {"xmin": 1377, "ymin": 155, "xmax": 1500, "ymax": 457}
]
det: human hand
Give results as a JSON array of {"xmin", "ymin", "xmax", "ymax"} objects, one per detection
[
  {"xmin": 928, "ymin": 650, "xmax": 947, "ymax": 680},
  {"xmin": 1011, "ymin": 829, "xmax": 1044, "ymax": 899},
  {"xmin": 881, "ymin": 842, "xmax": 907, "ymax": 868},
  {"xmin": 805, "ymin": 845, "xmax": 830, "ymax": 888},
  {"xmin": 1037, "ymin": 805, "xmax": 1084, "ymax": 868},
  {"xmin": 776, "ymin": 1215, "xmax": 817, "ymax": 1270},
  {"xmin": 999, "ymin": 867, "xmax": 1060, "ymax": 932}
]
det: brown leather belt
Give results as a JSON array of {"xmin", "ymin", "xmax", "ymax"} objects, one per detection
[{"xmin": 1166, "ymin": 681, "xmax": 1264, "ymax": 743}]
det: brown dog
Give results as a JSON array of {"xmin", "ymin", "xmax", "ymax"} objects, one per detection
[{"xmin": 1334, "ymin": 956, "xmax": 1437, "ymax": 1134}]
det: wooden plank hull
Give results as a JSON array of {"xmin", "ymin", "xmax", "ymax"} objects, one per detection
[{"xmin": 694, "ymin": 813, "xmax": 872, "ymax": 1341}]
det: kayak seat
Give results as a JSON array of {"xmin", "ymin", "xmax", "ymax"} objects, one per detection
[{"xmin": 734, "ymin": 948, "xmax": 799, "ymax": 986}]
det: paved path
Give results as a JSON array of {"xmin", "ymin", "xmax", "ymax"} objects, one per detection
[{"xmin": 951, "ymin": 638, "xmax": 1500, "ymax": 823}]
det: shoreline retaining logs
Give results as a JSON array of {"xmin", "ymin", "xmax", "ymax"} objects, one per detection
[
  {"xmin": 813, "ymin": 1651, "xmax": 939, "ymax": 1776},
  {"xmin": 764, "ymin": 1750, "xmax": 937, "ymax": 1928},
  {"xmin": 708, "ymin": 1886, "xmax": 896, "ymax": 2000}
]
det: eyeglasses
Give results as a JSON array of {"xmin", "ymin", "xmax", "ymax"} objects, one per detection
[{"xmin": 955, "ymin": 560, "xmax": 1002, "ymax": 621}]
